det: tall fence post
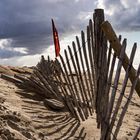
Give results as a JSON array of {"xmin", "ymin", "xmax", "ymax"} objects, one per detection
[{"xmin": 93, "ymin": 9, "xmax": 108, "ymax": 138}]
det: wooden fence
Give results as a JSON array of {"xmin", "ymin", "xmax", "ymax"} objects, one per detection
[
  {"xmin": 95, "ymin": 9, "xmax": 140, "ymax": 140},
  {"xmin": 1, "ymin": 8, "xmax": 140, "ymax": 140},
  {"xmin": 55, "ymin": 8, "xmax": 140, "ymax": 139}
]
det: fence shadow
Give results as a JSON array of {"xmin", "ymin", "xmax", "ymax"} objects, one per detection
[{"xmin": 15, "ymin": 90, "xmax": 87, "ymax": 140}]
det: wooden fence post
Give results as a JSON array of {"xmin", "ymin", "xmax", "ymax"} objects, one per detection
[
  {"xmin": 101, "ymin": 21, "xmax": 140, "ymax": 97},
  {"xmin": 94, "ymin": 9, "xmax": 108, "ymax": 135}
]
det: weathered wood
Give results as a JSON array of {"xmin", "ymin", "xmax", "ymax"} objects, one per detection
[
  {"xmin": 101, "ymin": 35, "xmax": 122, "ymax": 140},
  {"xmin": 59, "ymin": 55, "xmax": 79, "ymax": 119},
  {"xmin": 101, "ymin": 21, "xmax": 140, "ymax": 97},
  {"xmin": 54, "ymin": 70, "xmax": 66, "ymax": 98},
  {"xmin": 89, "ymin": 19, "xmax": 95, "ymax": 61},
  {"xmin": 67, "ymin": 45, "xmax": 88, "ymax": 119},
  {"xmin": 64, "ymin": 49, "xmax": 85, "ymax": 121},
  {"xmin": 33, "ymin": 70, "xmax": 57, "ymax": 98},
  {"xmin": 72, "ymin": 41, "xmax": 92, "ymax": 116},
  {"xmin": 0, "ymin": 74, "xmax": 22, "ymax": 84},
  {"xmin": 93, "ymin": 9, "xmax": 107, "ymax": 129},
  {"xmin": 14, "ymin": 74, "xmax": 28, "ymax": 82},
  {"xmin": 107, "ymin": 34, "xmax": 123, "ymax": 74},
  {"xmin": 54, "ymin": 75, "xmax": 68, "ymax": 112},
  {"xmin": 94, "ymin": 9, "xmax": 105, "ymax": 74},
  {"xmin": 89, "ymin": 20, "xmax": 97, "ymax": 104},
  {"xmin": 59, "ymin": 55, "xmax": 75, "ymax": 97},
  {"xmin": 100, "ymin": 34, "xmax": 108, "ymax": 136},
  {"xmin": 87, "ymin": 26, "xmax": 95, "ymax": 111},
  {"xmin": 101, "ymin": 53, "xmax": 117, "ymax": 139},
  {"xmin": 64, "ymin": 50, "xmax": 78, "ymax": 106},
  {"xmin": 34, "ymin": 70, "xmax": 58, "ymax": 97},
  {"xmin": 106, "ymin": 39, "xmax": 126, "ymax": 124},
  {"xmin": 76, "ymin": 36, "xmax": 94, "ymax": 118},
  {"xmin": 44, "ymin": 99, "xmax": 65, "ymax": 110},
  {"xmin": 106, "ymin": 46, "xmax": 112, "ymax": 75},
  {"xmin": 113, "ymin": 64, "xmax": 140, "ymax": 139},
  {"xmin": 20, "ymin": 76, "xmax": 48, "ymax": 97},
  {"xmin": 105, "ymin": 43, "xmax": 137, "ymax": 139},
  {"xmin": 76, "ymin": 36, "xmax": 92, "ymax": 106},
  {"xmin": 81, "ymin": 30, "xmax": 94, "ymax": 113},
  {"xmin": 39, "ymin": 69, "xmax": 60, "ymax": 98},
  {"xmin": 94, "ymin": 8, "xmax": 105, "ymax": 74},
  {"xmin": 55, "ymin": 59, "xmax": 80, "ymax": 120}
]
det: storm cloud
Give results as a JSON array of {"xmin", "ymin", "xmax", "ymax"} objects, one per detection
[
  {"xmin": 0, "ymin": 0, "xmax": 94, "ymax": 58},
  {"xmin": 97, "ymin": 0, "xmax": 140, "ymax": 31},
  {"xmin": 0, "ymin": 0, "xmax": 140, "ymax": 59}
]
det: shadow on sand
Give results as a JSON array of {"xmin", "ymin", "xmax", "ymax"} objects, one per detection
[{"xmin": 16, "ymin": 90, "xmax": 87, "ymax": 140}]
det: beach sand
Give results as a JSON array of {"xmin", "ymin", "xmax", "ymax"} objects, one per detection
[{"xmin": 0, "ymin": 66, "xmax": 139, "ymax": 140}]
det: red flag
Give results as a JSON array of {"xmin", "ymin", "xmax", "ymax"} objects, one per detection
[{"xmin": 52, "ymin": 19, "xmax": 60, "ymax": 57}]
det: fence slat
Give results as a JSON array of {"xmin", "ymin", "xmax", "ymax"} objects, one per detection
[
  {"xmin": 81, "ymin": 30, "xmax": 94, "ymax": 113},
  {"xmin": 89, "ymin": 19, "xmax": 96, "ymax": 90},
  {"xmin": 67, "ymin": 45, "xmax": 88, "ymax": 119},
  {"xmin": 37, "ymin": 70, "xmax": 61, "ymax": 99},
  {"xmin": 72, "ymin": 42, "xmax": 92, "ymax": 116},
  {"xmin": 101, "ymin": 53, "xmax": 117, "ymax": 139},
  {"xmin": 64, "ymin": 49, "xmax": 85, "ymax": 121},
  {"xmin": 54, "ymin": 59, "xmax": 79, "ymax": 119},
  {"xmin": 106, "ymin": 43, "xmax": 137, "ymax": 139},
  {"xmin": 64, "ymin": 50, "xmax": 79, "ymax": 107},
  {"xmin": 89, "ymin": 19, "xmax": 95, "ymax": 60},
  {"xmin": 87, "ymin": 26, "xmax": 96, "ymax": 111},
  {"xmin": 100, "ymin": 34, "xmax": 108, "ymax": 135},
  {"xmin": 34, "ymin": 70, "xmax": 58, "ymax": 98},
  {"xmin": 54, "ymin": 74, "xmax": 66, "ymax": 97},
  {"xmin": 59, "ymin": 55, "xmax": 79, "ymax": 119},
  {"xmin": 76, "ymin": 36, "xmax": 93, "ymax": 113},
  {"xmin": 106, "ymin": 39, "xmax": 127, "ymax": 124},
  {"xmin": 101, "ymin": 21, "xmax": 140, "ymax": 97},
  {"xmin": 113, "ymin": 64, "xmax": 140, "ymax": 139}
]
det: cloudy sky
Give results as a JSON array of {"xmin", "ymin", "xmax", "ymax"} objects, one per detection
[{"xmin": 0, "ymin": 0, "xmax": 140, "ymax": 66}]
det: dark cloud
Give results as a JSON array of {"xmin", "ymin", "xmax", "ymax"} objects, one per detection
[
  {"xmin": 0, "ymin": 0, "xmax": 94, "ymax": 58},
  {"xmin": 0, "ymin": 48, "xmax": 24, "ymax": 58},
  {"xmin": 97, "ymin": 0, "xmax": 140, "ymax": 31},
  {"xmin": 1, "ymin": 0, "xmax": 140, "ymax": 59}
]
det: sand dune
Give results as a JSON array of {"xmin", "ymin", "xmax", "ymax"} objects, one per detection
[{"xmin": 0, "ymin": 67, "xmax": 140, "ymax": 140}]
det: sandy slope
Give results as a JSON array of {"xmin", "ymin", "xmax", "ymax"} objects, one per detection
[
  {"xmin": 0, "ymin": 77, "xmax": 100, "ymax": 140},
  {"xmin": 0, "ymin": 66, "xmax": 139, "ymax": 140}
]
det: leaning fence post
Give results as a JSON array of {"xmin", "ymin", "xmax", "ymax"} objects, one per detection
[{"xmin": 101, "ymin": 21, "xmax": 140, "ymax": 97}]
